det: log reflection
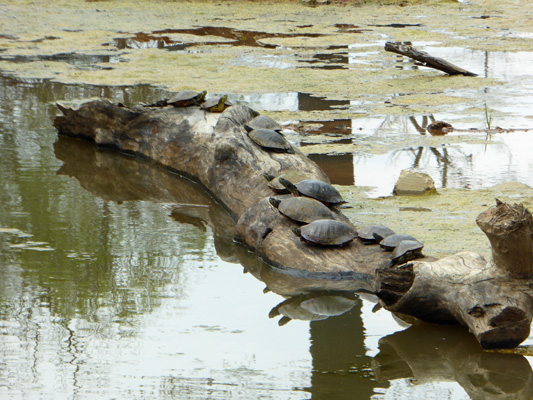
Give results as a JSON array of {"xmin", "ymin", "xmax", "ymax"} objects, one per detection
[{"xmin": 373, "ymin": 323, "xmax": 533, "ymax": 399}]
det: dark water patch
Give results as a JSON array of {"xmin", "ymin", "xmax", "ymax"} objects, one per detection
[
  {"xmin": 308, "ymin": 153, "xmax": 355, "ymax": 186},
  {"xmin": 299, "ymin": 51, "xmax": 349, "ymax": 69},
  {"xmin": 29, "ymin": 36, "xmax": 60, "ymax": 43},
  {"xmin": 334, "ymin": 23, "xmax": 371, "ymax": 34},
  {"xmin": 298, "ymin": 93, "xmax": 349, "ymax": 111},
  {"xmin": 151, "ymin": 26, "xmax": 324, "ymax": 49},
  {"xmin": 370, "ymin": 23, "xmax": 422, "ymax": 28},
  {"xmin": 0, "ymin": 34, "xmax": 17, "ymax": 40},
  {"xmin": 301, "ymin": 119, "xmax": 353, "ymax": 135}
]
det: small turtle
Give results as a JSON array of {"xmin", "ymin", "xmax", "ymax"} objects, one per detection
[
  {"xmin": 201, "ymin": 95, "xmax": 231, "ymax": 112},
  {"xmin": 292, "ymin": 219, "xmax": 357, "ymax": 246},
  {"xmin": 263, "ymin": 171, "xmax": 309, "ymax": 194},
  {"xmin": 358, "ymin": 225, "xmax": 395, "ymax": 244},
  {"xmin": 167, "ymin": 90, "xmax": 207, "ymax": 107},
  {"xmin": 279, "ymin": 177, "xmax": 344, "ymax": 206},
  {"xmin": 427, "ymin": 120, "xmax": 453, "ymax": 136},
  {"xmin": 247, "ymin": 129, "xmax": 293, "ymax": 153},
  {"xmin": 244, "ymin": 115, "xmax": 282, "ymax": 132},
  {"xmin": 269, "ymin": 196, "xmax": 336, "ymax": 224},
  {"xmin": 390, "ymin": 240, "xmax": 424, "ymax": 266},
  {"xmin": 379, "ymin": 233, "xmax": 418, "ymax": 251}
]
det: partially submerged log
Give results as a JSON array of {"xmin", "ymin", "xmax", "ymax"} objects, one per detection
[
  {"xmin": 385, "ymin": 41, "xmax": 478, "ymax": 77},
  {"xmin": 375, "ymin": 200, "xmax": 533, "ymax": 349},
  {"xmin": 54, "ymin": 99, "xmax": 533, "ymax": 348}
]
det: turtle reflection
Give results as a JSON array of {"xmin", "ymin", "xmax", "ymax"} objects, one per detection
[{"xmin": 269, "ymin": 292, "xmax": 359, "ymax": 326}]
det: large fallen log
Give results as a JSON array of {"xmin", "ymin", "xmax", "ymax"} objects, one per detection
[{"xmin": 54, "ymin": 99, "xmax": 533, "ymax": 348}]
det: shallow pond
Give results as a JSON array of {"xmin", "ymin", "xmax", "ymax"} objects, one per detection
[{"xmin": 2, "ymin": 0, "xmax": 533, "ymax": 398}]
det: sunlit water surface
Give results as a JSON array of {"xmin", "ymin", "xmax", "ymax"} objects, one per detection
[{"xmin": 2, "ymin": 66, "xmax": 533, "ymax": 400}]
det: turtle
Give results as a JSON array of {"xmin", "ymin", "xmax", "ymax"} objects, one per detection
[
  {"xmin": 357, "ymin": 225, "xmax": 395, "ymax": 244},
  {"xmin": 244, "ymin": 115, "xmax": 282, "ymax": 133},
  {"xmin": 263, "ymin": 171, "xmax": 309, "ymax": 194},
  {"xmin": 201, "ymin": 95, "xmax": 231, "ymax": 112},
  {"xmin": 167, "ymin": 90, "xmax": 207, "ymax": 107},
  {"xmin": 390, "ymin": 240, "xmax": 424, "ymax": 266},
  {"xmin": 292, "ymin": 219, "xmax": 357, "ymax": 246},
  {"xmin": 278, "ymin": 177, "xmax": 344, "ymax": 206},
  {"xmin": 427, "ymin": 120, "xmax": 453, "ymax": 136},
  {"xmin": 269, "ymin": 196, "xmax": 336, "ymax": 224},
  {"xmin": 247, "ymin": 129, "xmax": 293, "ymax": 153},
  {"xmin": 379, "ymin": 233, "xmax": 418, "ymax": 251}
]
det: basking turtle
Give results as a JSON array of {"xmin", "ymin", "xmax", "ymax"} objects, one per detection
[
  {"xmin": 379, "ymin": 233, "xmax": 418, "ymax": 251},
  {"xmin": 263, "ymin": 171, "xmax": 308, "ymax": 194},
  {"xmin": 201, "ymin": 95, "xmax": 231, "ymax": 112},
  {"xmin": 244, "ymin": 115, "xmax": 282, "ymax": 132},
  {"xmin": 247, "ymin": 129, "xmax": 293, "ymax": 153},
  {"xmin": 358, "ymin": 225, "xmax": 395, "ymax": 244},
  {"xmin": 279, "ymin": 177, "xmax": 344, "ymax": 206},
  {"xmin": 269, "ymin": 196, "xmax": 336, "ymax": 224},
  {"xmin": 390, "ymin": 240, "xmax": 424, "ymax": 266},
  {"xmin": 292, "ymin": 219, "xmax": 357, "ymax": 246},
  {"xmin": 167, "ymin": 90, "xmax": 207, "ymax": 107}
]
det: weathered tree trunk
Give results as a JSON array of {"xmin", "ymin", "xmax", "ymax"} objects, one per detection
[
  {"xmin": 384, "ymin": 41, "xmax": 478, "ymax": 77},
  {"xmin": 54, "ymin": 100, "xmax": 533, "ymax": 348},
  {"xmin": 476, "ymin": 199, "xmax": 533, "ymax": 277},
  {"xmin": 375, "ymin": 200, "xmax": 533, "ymax": 349}
]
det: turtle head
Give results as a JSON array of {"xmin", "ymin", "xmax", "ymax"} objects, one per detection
[
  {"xmin": 197, "ymin": 91, "xmax": 207, "ymax": 103},
  {"xmin": 269, "ymin": 197, "xmax": 281, "ymax": 209},
  {"xmin": 372, "ymin": 232, "xmax": 384, "ymax": 243},
  {"xmin": 278, "ymin": 177, "xmax": 298, "ymax": 195},
  {"xmin": 292, "ymin": 227, "xmax": 301, "ymax": 237},
  {"xmin": 263, "ymin": 172, "xmax": 276, "ymax": 182}
]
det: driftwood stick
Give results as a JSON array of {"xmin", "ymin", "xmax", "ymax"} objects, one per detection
[
  {"xmin": 476, "ymin": 199, "xmax": 533, "ymax": 277},
  {"xmin": 384, "ymin": 41, "xmax": 478, "ymax": 77}
]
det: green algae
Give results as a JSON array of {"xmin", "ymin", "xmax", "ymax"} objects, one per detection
[{"xmin": 339, "ymin": 182, "xmax": 533, "ymax": 260}]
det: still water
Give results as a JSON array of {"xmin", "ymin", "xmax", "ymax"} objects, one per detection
[{"xmin": 2, "ymin": 73, "xmax": 533, "ymax": 400}]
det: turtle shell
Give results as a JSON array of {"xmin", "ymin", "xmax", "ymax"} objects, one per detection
[
  {"xmin": 390, "ymin": 240, "xmax": 424, "ymax": 265},
  {"xmin": 201, "ymin": 95, "xmax": 231, "ymax": 112},
  {"xmin": 244, "ymin": 115, "xmax": 282, "ymax": 132},
  {"xmin": 379, "ymin": 233, "xmax": 418, "ymax": 251},
  {"xmin": 297, "ymin": 219, "xmax": 357, "ymax": 246},
  {"xmin": 167, "ymin": 90, "xmax": 206, "ymax": 106},
  {"xmin": 279, "ymin": 178, "xmax": 344, "ymax": 205},
  {"xmin": 270, "ymin": 196, "xmax": 336, "ymax": 224},
  {"xmin": 247, "ymin": 129, "xmax": 292, "ymax": 152},
  {"xmin": 358, "ymin": 225, "xmax": 395, "ymax": 244},
  {"xmin": 264, "ymin": 171, "xmax": 308, "ymax": 193}
]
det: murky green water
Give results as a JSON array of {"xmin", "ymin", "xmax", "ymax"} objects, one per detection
[
  {"xmin": 3, "ymin": 0, "xmax": 533, "ymax": 395},
  {"xmin": 2, "ymin": 72, "xmax": 533, "ymax": 400}
]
